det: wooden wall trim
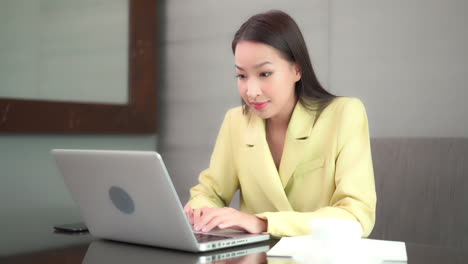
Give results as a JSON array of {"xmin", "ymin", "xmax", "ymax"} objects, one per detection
[{"xmin": 0, "ymin": 0, "xmax": 157, "ymax": 134}]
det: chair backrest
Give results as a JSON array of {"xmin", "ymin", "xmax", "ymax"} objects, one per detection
[{"xmin": 369, "ymin": 138, "xmax": 468, "ymax": 249}]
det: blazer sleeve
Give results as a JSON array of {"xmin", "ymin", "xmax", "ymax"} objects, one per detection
[
  {"xmin": 256, "ymin": 98, "xmax": 377, "ymax": 237},
  {"xmin": 187, "ymin": 110, "xmax": 240, "ymax": 209}
]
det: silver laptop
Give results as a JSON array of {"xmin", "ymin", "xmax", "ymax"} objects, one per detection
[{"xmin": 52, "ymin": 149, "xmax": 269, "ymax": 252}]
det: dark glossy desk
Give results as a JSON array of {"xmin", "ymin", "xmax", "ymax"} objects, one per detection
[
  {"xmin": 3, "ymin": 231, "xmax": 468, "ymax": 264},
  {"xmin": 1, "ymin": 209, "xmax": 467, "ymax": 264}
]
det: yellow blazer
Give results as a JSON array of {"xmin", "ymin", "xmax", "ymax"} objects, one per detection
[{"xmin": 187, "ymin": 97, "xmax": 376, "ymax": 237}]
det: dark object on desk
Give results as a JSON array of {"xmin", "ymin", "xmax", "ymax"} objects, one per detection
[{"xmin": 53, "ymin": 222, "xmax": 89, "ymax": 233}]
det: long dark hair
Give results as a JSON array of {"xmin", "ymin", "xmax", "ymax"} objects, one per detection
[{"xmin": 232, "ymin": 10, "xmax": 336, "ymax": 122}]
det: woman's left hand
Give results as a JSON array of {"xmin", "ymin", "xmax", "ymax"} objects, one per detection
[{"xmin": 191, "ymin": 207, "xmax": 267, "ymax": 234}]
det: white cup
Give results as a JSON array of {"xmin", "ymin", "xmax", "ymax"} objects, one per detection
[
  {"xmin": 301, "ymin": 218, "xmax": 368, "ymax": 263},
  {"xmin": 309, "ymin": 218, "xmax": 363, "ymax": 241}
]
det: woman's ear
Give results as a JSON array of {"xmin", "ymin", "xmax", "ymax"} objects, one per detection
[{"xmin": 293, "ymin": 63, "xmax": 302, "ymax": 82}]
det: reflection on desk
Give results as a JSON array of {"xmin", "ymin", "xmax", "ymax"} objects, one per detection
[{"xmin": 83, "ymin": 239, "xmax": 269, "ymax": 264}]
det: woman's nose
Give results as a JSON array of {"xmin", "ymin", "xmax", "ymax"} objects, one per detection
[{"xmin": 246, "ymin": 80, "xmax": 261, "ymax": 100}]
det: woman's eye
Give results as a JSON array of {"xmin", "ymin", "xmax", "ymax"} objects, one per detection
[
  {"xmin": 236, "ymin": 74, "xmax": 247, "ymax": 79},
  {"xmin": 260, "ymin": 72, "xmax": 272, "ymax": 77}
]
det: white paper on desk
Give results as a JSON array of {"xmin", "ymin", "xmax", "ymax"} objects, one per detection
[
  {"xmin": 359, "ymin": 239, "xmax": 407, "ymax": 261},
  {"xmin": 267, "ymin": 236, "xmax": 407, "ymax": 262}
]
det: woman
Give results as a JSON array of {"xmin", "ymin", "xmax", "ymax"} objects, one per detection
[{"xmin": 184, "ymin": 10, "xmax": 376, "ymax": 238}]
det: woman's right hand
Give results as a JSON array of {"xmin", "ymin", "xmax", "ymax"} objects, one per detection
[{"xmin": 183, "ymin": 206, "xmax": 267, "ymax": 234}]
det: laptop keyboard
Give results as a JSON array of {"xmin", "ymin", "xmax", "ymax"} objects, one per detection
[{"xmin": 194, "ymin": 233, "xmax": 232, "ymax": 243}]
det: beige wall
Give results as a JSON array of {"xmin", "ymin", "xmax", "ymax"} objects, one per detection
[{"xmin": 329, "ymin": 0, "xmax": 468, "ymax": 137}]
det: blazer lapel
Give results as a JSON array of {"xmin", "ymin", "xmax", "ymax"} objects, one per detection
[
  {"xmin": 243, "ymin": 111, "xmax": 293, "ymax": 211},
  {"xmin": 278, "ymin": 102, "xmax": 316, "ymax": 187},
  {"xmin": 244, "ymin": 111, "xmax": 264, "ymax": 147}
]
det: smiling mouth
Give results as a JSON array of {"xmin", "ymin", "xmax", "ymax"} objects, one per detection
[{"xmin": 251, "ymin": 101, "xmax": 269, "ymax": 110}]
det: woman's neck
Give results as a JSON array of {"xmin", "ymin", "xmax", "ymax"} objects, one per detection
[{"xmin": 267, "ymin": 97, "xmax": 297, "ymax": 130}]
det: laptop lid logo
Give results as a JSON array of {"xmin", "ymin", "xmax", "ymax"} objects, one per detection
[{"xmin": 109, "ymin": 186, "xmax": 135, "ymax": 214}]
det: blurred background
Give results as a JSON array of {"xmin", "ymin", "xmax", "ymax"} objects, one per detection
[{"xmin": 1, "ymin": 0, "xmax": 467, "ymax": 254}]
